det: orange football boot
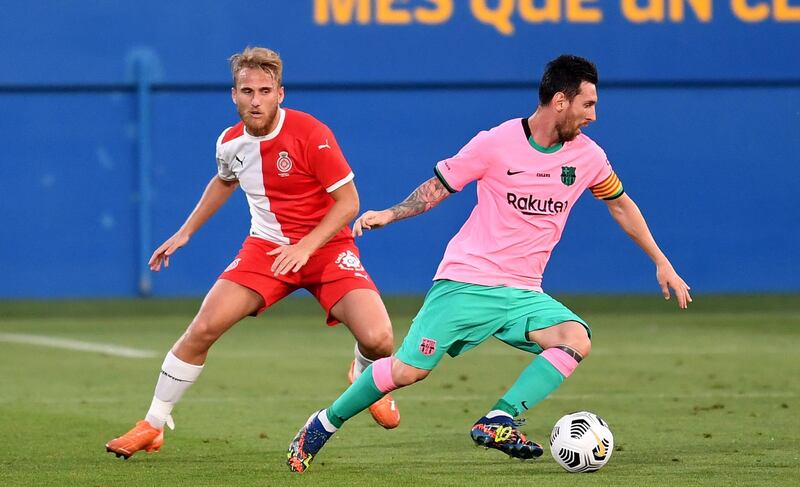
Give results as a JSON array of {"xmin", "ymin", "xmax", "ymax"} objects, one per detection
[
  {"xmin": 105, "ymin": 420, "xmax": 164, "ymax": 459},
  {"xmin": 348, "ymin": 360, "xmax": 400, "ymax": 429}
]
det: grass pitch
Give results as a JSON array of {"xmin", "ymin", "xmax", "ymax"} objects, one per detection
[{"xmin": 1, "ymin": 295, "xmax": 798, "ymax": 486}]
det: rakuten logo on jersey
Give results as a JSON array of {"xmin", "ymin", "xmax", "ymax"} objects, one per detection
[{"xmin": 507, "ymin": 193, "xmax": 569, "ymax": 216}]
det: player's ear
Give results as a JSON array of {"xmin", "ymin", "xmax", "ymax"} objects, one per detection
[
  {"xmin": 278, "ymin": 86, "xmax": 285, "ymax": 104},
  {"xmin": 231, "ymin": 87, "xmax": 237, "ymax": 104},
  {"xmin": 553, "ymin": 92, "xmax": 567, "ymax": 112}
]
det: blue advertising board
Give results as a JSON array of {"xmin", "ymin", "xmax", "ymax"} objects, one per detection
[{"xmin": 1, "ymin": 1, "xmax": 798, "ymax": 297}]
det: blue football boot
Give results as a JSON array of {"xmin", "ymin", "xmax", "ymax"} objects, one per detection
[{"xmin": 287, "ymin": 410, "xmax": 334, "ymax": 473}]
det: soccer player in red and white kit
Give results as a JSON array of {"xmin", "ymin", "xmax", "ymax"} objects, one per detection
[{"xmin": 106, "ymin": 47, "xmax": 400, "ymax": 459}]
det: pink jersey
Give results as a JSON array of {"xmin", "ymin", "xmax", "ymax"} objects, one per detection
[
  {"xmin": 433, "ymin": 118, "xmax": 624, "ymax": 291},
  {"xmin": 216, "ymin": 108, "xmax": 355, "ymax": 246}
]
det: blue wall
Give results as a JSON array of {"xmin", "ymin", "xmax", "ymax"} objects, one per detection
[{"xmin": 2, "ymin": 1, "xmax": 799, "ymax": 297}]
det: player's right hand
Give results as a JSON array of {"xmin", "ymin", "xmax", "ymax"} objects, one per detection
[
  {"xmin": 352, "ymin": 210, "xmax": 394, "ymax": 237},
  {"xmin": 149, "ymin": 232, "xmax": 190, "ymax": 271}
]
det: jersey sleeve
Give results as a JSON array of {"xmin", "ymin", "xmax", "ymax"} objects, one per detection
[
  {"xmin": 306, "ymin": 124, "xmax": 353, "ymax": 193},
  {"xmin": 589, "ymin": 157, "xmax": 624, "ymax": 200},
  {"xmin": 215, "ymin": 128, "xmax": 237, "ymax": 181},
  {"xmin": 434, "ymin": 130, "xmax": 491, "ymax": 193}
]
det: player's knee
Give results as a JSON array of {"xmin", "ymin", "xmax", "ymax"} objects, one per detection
[
  {"xmin": 358, "ymin": 327, "xmax": 394, "ymax": 359},
  {"xmin": 572, "ymin": 334, "xmax": 591, "ymax": 359},
  {"xmin": 536, "ymin": 321, "xmax": 591, "ymax": 359},
  {"xmin": 553, "ymin": 321, "xmax": 592, "ymax": 358},
  {"xmin": 560, "ymin": 322, "xmax": 591, "ymax": 358},
  {"xmin": 186, "ymin": 316, "xmax": 223, "ymax": 348},
  {"xmin": 394, "ymin": 368, "xmax": 428, "ymax": 387},
  {"xmin": 391, "ymin": 359, "xmax": 429, "ymax": 387}
]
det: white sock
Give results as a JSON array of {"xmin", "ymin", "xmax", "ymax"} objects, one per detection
[
  {"xmin": 486, "ymin": 410, "xmax": 513, "ymax": 420},
  {"xmin": 317, "ymin": 409, "xmax": 339, "ymax": 433},
  {"xmin": 351, "ymin": 343, "xmax": 373, "ymax": 380},
  {"xmin": 145, "ymin": 351, "xmax": 204, "ymax": 429}
]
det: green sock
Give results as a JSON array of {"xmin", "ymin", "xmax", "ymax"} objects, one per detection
[
  {"xmin": 326, "ymin": 364, "xmax": 385, "ymax": 428},
  {"xmin": 491, "ymin": 356, "xmax": 566, "ymax": 417}
]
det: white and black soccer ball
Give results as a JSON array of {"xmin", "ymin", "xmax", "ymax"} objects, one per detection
[{"xmin": 549, "ymin": 411, "xmax": 614, "ymax": 473}]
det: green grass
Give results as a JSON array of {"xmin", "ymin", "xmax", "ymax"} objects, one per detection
[{"xmin": 1, "ymin": 295, "xmax": 798, "ymax": 486}]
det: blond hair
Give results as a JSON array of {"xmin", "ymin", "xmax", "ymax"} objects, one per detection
[{"xmin": 229, "ymin": 46, "xmax": 283, "ymax": 86}]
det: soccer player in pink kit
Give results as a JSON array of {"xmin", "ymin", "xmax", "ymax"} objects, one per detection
[
  {"xmin": 105, "ymin": 47, "xmax": 400, "ymax": 460},
  {"xmin": 287, "ymin": 55, "xmax": 692, "ymax": 472}
]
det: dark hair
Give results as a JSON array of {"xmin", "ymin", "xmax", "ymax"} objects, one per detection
[{"xmin": 538, "ymin": 55, "xmax": 598, "ymax": 105}]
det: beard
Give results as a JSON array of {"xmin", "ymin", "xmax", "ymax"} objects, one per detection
[
  {"xmin": 238, "ymin": 105, "xmax": 278, "ymax": 136},
  {"xmin": 555, "ymin": 120, "xmax": 580, "ymax": 142}
]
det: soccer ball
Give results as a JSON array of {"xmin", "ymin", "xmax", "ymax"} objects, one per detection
[{"xmin": 549, "ymin": 411, "xmax": 614, "ymax": 473}]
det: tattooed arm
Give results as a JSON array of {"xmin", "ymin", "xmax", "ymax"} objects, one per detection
[{"xmin": 352, "ymin": 176, "xmax": 452, "ymax": 237}]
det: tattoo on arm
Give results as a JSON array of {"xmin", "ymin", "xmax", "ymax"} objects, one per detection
[{"xmin": 389, "ymin": 177, "xmax": 452, "ymax": 221}]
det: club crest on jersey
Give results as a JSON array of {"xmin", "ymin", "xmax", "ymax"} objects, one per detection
[
  {"xmin": 335, "ymin": 250, "xmax": 365, "ymax": 272},
  {"xmin": 419, "ymin": 338, "xmax": 437, "ymax": 356},
  {"xmin": 561, "ymin": 166, "xmax": 576, "ymax": 186},
  {"xmin": 276, "ymin": 151, "xmax": 292, "ymax": 177}
]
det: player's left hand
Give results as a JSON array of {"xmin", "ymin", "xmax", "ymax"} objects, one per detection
[
  {"xmin": 267, "ymin": 243, "xmax": 314, "ymax": 276},
  {"xmin": 656, "ymin": 262, "xmax": 692, "ymax": 309}
]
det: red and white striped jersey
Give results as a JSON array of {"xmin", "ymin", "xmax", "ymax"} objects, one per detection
[{"xmin": 215, "ymin": 108, "xmax": 355, "ymax": 245}]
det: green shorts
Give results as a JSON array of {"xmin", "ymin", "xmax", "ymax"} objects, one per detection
[{"xmin": 395, "ymin": 280, "xmax": 591, "ymax": 370}]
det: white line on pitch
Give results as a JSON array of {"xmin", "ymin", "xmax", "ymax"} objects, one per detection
[{"xmin": 0, "ymin": 333, "xmax": 157, "ymax": 358}]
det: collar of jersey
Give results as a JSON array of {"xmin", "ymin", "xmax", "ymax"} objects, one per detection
[
  {"xmin": 244, "ymin": 108, "xmax": 285, "ymax": 140},
  {"xmin": 521, "ymin": 117, "xmax": 563, "ymax": 154},
  {"xmin": 528, "ymin": 136, "xmax": 562, "ymax": 154}
]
